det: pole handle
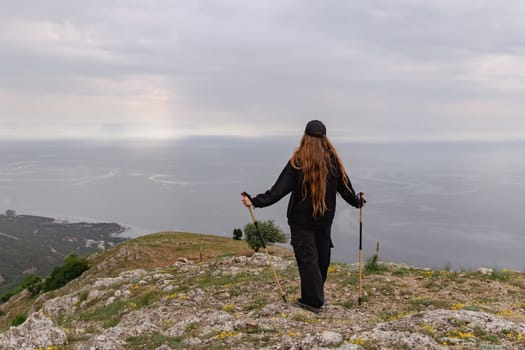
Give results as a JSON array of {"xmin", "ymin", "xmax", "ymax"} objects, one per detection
[
  {"xmin": 241, "ymin": 192, "xmax": 285, "ymax": 301},
  {"xmin": 241, "ymin": 192, "xmax": 265, "ymax": 247}
]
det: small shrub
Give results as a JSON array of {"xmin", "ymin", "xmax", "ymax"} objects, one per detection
[
  {"xmin": 243, "ymin": 220, "xmax": 288, "ymax": 252},
  {"xmin": 0, "ymin": 274, "xmax": 43, "ymax": 303},
  {"xmin": 21, "ymin": 274, "xmax": 42, "ymax": 296},
  {"xmin": 42, "ymin": 253, "xmax": 90, "ymax": 292},
  {"xmin": 0, "ymin": 290, "xmax": 18, "ymax": 304},
  {"xmin": 364, "ymin": 254, "xmax": 387, "ymax": 273},
  {"xmin": 232, "ymin": 228, "xmax": 243, "ymax": 240}
]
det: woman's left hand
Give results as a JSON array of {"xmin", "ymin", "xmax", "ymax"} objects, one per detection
[{"xmin": 241, "ymin": 195, "xmax": 253, "ymax": 207}]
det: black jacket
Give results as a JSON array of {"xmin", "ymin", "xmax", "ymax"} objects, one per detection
[{"xmin": 251, "ymin": 159, "xmax": 361, "ymax": 228}]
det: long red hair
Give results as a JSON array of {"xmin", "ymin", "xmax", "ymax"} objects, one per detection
[{"xmin": 290, "ymin": 134, "xmax": 352, "ymax": 218}]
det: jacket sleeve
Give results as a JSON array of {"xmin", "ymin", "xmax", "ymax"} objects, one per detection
[
  {"xmin": 338, "ymin": 171, "xmax": 362, "ymax": 208},
  {"xmin": 251, "ymin": 161, "xmax": 296, "ymax": 208}
]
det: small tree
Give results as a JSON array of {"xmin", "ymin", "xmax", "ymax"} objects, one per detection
[
  {"xmin": 243, "ymin": 219, "xmax": 288, "ymax": 252},
  {"xmin": 232, "ymin": 228, "xmax": 243, "ymax": 240}
]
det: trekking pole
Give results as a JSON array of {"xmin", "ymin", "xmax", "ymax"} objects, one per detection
[
  {"xmin": 241, "ymin": 192, "xmax": 287, "ymax": 303},
  {"xmin": 358, "ymin": 193, "xmax": 365, "ymax": 306}
]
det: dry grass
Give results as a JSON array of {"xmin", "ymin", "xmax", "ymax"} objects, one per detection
[{"xmin": 89, "ymin": 231, "xmax": 292, "ymax": 276}]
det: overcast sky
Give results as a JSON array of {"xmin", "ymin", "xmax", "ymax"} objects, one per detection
[{"xmin": 1, "ymin": 0, "xmax": 525, "ymax": 141}]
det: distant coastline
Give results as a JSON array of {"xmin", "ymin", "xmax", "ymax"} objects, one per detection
[{"xmin": 2, "ymin": 211, "xmax": 152, "ymax": 239}]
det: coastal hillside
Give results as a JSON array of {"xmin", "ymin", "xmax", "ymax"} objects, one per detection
[
  {"xmin": 0, "ymin": 232, "xmax": 524, "ymax": 349},
  {"xmin": 0, "ymin": 212, "xmax": 128, "ymax": 294}
]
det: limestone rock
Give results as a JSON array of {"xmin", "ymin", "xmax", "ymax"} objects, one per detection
[
  {"xmin": 317, "ymin": 330, "xmax": 343, "ymax": 346},
  {"xmin": 0, "ymin": 311, "xmax": 67, "ymax": 350},
  {"xmin": 43, "ymin": 292, "xmax": 79, "ymax": 319}
]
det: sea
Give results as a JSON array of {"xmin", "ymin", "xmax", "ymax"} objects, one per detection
[{"xmin": 1, "ymin": 137, "xmax": 523, "ymax": 271}]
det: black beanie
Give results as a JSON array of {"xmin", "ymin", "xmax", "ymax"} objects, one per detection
[{"xmin": 304, "ymin": 120, "xmax": 326, "ymax": 138}]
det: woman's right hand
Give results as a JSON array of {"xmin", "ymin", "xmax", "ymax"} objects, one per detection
[{"xmin": 359, "ymin": 192, "xmax": 366, "ymax": 206}]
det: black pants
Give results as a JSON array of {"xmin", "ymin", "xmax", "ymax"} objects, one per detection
[{"xmin": 290, "ymin": 225, "xmax": 332, "ymax": 308}]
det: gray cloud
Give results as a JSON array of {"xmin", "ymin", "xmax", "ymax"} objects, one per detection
[{"xmin": 1, "ymin": 0, "xmax": 525, "ymax": 140}]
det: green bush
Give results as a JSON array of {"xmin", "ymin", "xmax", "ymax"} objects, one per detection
[
  {"xmin": 232, "ymin": 228, "xmax": 243, "ymax": 240},
  {"xmin": 0, "ymin": 274, "xmax": 42, "ymax": 303},
  {"xmin": 0, "ymin": 289, "xmax": 18, "ymax": 304},
  {"xmin": 243, "ymin": 220, "xmax": 288, "ymax": 252},
  {"xmin": 42, "ymin": 253, "xmax": 90, "ymax": 292},
  {"xmin": 0, "ymin": 255, "xmax": 89, "ymax": 304},
  {"xmin": 21, "ymin": 274, "xmax": 43, "ymax": 296}
]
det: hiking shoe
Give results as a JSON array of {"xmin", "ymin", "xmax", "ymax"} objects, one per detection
[{"xmin": 294, "ymin": 299, "xmax": 321, "ymax": 313}]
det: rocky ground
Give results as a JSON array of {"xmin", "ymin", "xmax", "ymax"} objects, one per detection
[{"xmin": 0, "ymin": 232, "xmax": 524, "ymax": 349}]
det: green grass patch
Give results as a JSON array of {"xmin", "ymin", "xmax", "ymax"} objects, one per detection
[
  {"xmin": 184, "ymin": 321, "xmax": 199, "ymax": 334},
  {"xmin": 379, "ymin": 310, "xmax": 409, "ymax": 322},
  {"xmin": 489, "ymin": 269, "xmax": 514, "ymax": 282},
  {"xmin": 11, "ymin": 313, "xmax": 27, "ymax": 327},
  {"xmin": 76, "ymin": 289, "xmax": 89, "ymax": 306},
  {"xmin": 409, "ymin": 297, "xmax": 448, "ymax": 310},
  {"xmin": 132, "ymin": 289, "xmax": 156, "ymax": 309},
  {"xmin": 391, "ymin": 267, "xmax": 414, "ymax": 276},
  {"xmin": 364, "ymin": 254, "xmax": 388, "ymax": 274},
  {"xmin": 103, "ymin": 318, "xmax": 120, "ymax": 329},
  {"xmin": 245, "ymin": 297, "xmax": 269, "ymax": 312},
  {"xmin": 126, "ymin": 334, "xmax": 184, "ymax": 350},
  {"xmin": 339, "ymin": 300, "xmax": 354, "ymax": 309},
  {"xmin": 339, "ymin": 274, "xmax": 359, "ymax": 287},
  {"xmin": 79, "ymin": 300, "xmax": 128, "ymax": 324}
]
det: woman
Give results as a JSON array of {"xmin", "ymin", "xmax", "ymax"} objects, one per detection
[{"xmin": 241, "ymin": 120, "xmax": 365, "ymax": 313}]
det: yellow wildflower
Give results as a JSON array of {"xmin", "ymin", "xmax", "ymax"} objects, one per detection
[
  {"xmin": 350, "ymin": 338, "xmax": 366, "ymax": 345},
  {"xmin": 164, "ymin": 292, "xmax": 178, "ymax": 299},
  {"xmin": 223, "ymin": 304, "xmax": 235, "ymax": 312},
  {"xmin": 421, "ymin": 322, "xmax": 436, "ymax": 335},
  {"xmin": 447, "ymin": 329, "xmax": 475, "ymax": 339},
  {"xmin": 450, "ymin": 303, "xmax": 466, "ymax": 310},
  {"xmin": 497, "ymin": 309, "xmax": 514, "ymax": 317},
  {"xmin": 216, "ymin": 331, "xmax": 239, "ymax": 339}
]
